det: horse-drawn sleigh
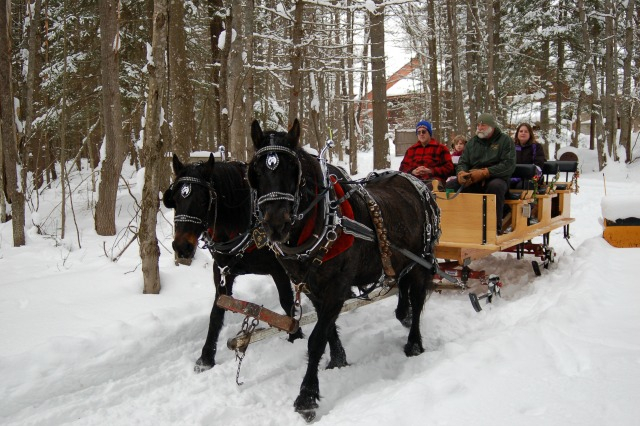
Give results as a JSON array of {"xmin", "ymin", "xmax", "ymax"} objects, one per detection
[{"xmin": 163, "ymin": 119, "xmax": 579, "ymax": 421}]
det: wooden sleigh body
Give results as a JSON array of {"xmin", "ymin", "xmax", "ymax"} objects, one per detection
[
  {"xmin": 433, "ymin": 161, "xmax": 578, "ymax": 288},
  {"xmin": 435, "ymin": 189, "xmax": 574, "ymax": 263}
]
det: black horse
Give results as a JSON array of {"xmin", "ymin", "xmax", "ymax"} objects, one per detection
[
  {"xmin": 248, "ymin": 119, "xmax": 441, "ymax": 421},
  {"xmin": 162, "ymin": 153, "xmax": 303, "ymax": 372}
]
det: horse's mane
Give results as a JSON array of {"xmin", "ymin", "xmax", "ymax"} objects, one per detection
[{"xmin": 296, "ymin": 147, "xmax": 324, "ymax": 205}]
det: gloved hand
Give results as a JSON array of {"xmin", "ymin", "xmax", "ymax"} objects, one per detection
[
  {"xmin": 457, "ymin": 171, "xmax": 471, "ymax": 185},
  {"xmin": 468, "ymin": 168, "xmax": 490, "ymax": 184}
]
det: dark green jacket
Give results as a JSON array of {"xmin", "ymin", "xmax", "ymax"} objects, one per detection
[{"xmin": 456, "ymin": 128, "xmax": 516, "ymax": 181}]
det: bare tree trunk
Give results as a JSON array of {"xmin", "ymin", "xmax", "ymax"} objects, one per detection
[
  {"xmin": 492, "ymin": 0, "xmax": 504, "ymax": 116},
  {"xmin": 346, "ymin": 2, "xmax": 357, "ymax": 175},
  {"xmin": 370, "ymin": 0, "xmax": 388, "ymax": 169},
  {"xmin": 60, "ymin": 1, "xmax": 69, "ymax": 239},
  {"xmin": 539, "ymin": 6, "xmax": 550, "ymax": 158},
  {"xmin": 466, "ymin": 0, "xmax": 480, "ymax": 129},
  {"xmin": 619, "ymin": 0, "xmax": 635, "ymax": 162},
  {"xmin": 228, "ymin": 1, "xmax": 245, "ymax": 160},
  {"xmin": 485, "ymin": 0, "xmax": 496, "ymax": 114},
  {"xmin": 242, "ymin": 0, "xmax": 255, "ymax": 160},
  {"xmin": 332, "ymin": 7, "xmax": 344, "ymax": 163},
  {"xmin": 209, "ymin": 0, "xmax": 224, "ymax": 148},
  {"xmin": 140, "ymin": 0, "xmax": 168, "ymax": 295},
  {"xmin": 96, "ymin": 0, "xmax": 127, "ymax": 236},
  {"xmin": 23, "ymin": 0, "xmax": 43, "ymax": 190},
  {"xmin": 288, "ymin": 0, "xmax": 304, "ymax": 126},
  {"xmin": 555, "ymin": 3, "xmax": 565, "ymax": 155},
  {"xmin": 446, "ymin": 0, "xmax": 466, "ymax": 134},
  {"xmin": 0, "ymin": 0, "xmax": 26, "ymax": 245},
  {"xmin": 218, "ymin": 10, "xmax": 232, "ymax": 151},
  {"xmin": 0, "ymin": 118, "xmax": 6, "ymax": 222},
  {"xmin": 427, "ymin": 0, "xmax": 440, "ymax": 137},
  {"xmin": 573, "ymin": 30, "xmax": 588, "ymax": 149},
  {"xmin": 355, "ymin": 20, "xmax": 369, "ymax": 164},
  {"xmin": 168, "ymin": 0, "xmax": 193, "ymax": 162},
  {"xmin": 604, "ymin": 0, "xmax": 618, "ymax": 161},
  {"xmin": 309, "ymin": 71, "xmax": 321, "ymax": 151},
  {"xmin": 578, "ymin": 0, "xmax": 605, "ymax": 169}
]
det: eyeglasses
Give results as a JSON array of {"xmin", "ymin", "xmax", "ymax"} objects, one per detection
[{"xmin": 417, "ymin": 130, "xmax": 429, "ymax": 135}]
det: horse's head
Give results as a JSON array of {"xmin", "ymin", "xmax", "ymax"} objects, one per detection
[
  {"xmin": 248, "ymin": 119, "xmax": 303, "ymax": 243},
  {"xmin": 163, "ymin": 153, "xmax": 217, "ymax": 265}
]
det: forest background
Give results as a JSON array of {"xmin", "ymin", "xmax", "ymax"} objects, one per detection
[{"xmin": 0, "ymin": 0, "xmax": 638, "ymax": 291}]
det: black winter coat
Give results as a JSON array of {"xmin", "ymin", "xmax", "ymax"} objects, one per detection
[{"xmin": 515, "ymin": 141, "xmax": 546, "ymax": 169}]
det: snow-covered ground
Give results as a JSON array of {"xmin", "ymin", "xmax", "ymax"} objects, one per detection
[{"xmin": 1, "ymin": 143, "xmax": 639, "ymax": 426}]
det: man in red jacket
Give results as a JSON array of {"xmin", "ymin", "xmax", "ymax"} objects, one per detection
[{"xmin": 400, "ymin": 120, "xmax": 454, "ymax": 190}]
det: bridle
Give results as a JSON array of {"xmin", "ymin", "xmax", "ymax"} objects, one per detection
[
  {"xmin": 251, "ymin": 139, "xmax": 346, "ymax": 262},
  {"xmin": 171, "ymin": 173, "xmax": 258, "ymax": 257},
  {"xmin": 252, "ymin": 144, "xmax": 304, "ymax": 224},
  {"xmin": 171, "ymin": 176, "xmax": 218, "ymax": 229}
]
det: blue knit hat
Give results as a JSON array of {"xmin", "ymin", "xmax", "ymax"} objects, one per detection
[{"xmin": 416, "ymin": 120, "xmax": 432, "ymax": 136}]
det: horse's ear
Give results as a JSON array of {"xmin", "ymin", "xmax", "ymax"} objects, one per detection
[
  {"xmin": 172, "ymin": 154, "xmax": 184, "ymax": 175},
  {"xmin": 162, "ymin": 188, "xmax": 176, "ymax": 209},
  {"xmin": 205, "ymin": 152, "xmax": 215, "ymax": 170},
  {"xmin": 251, "ymin": 120, "xmax": 264, "ymax": 149},
  {"xmin": 288, "ymin": 118, "xmax": 301, "ymax": 148}
]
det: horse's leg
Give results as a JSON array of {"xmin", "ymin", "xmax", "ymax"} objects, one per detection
[
  {"xmin": 294, "ymin": 297, "xmax": 344, "ymax": 421},
  {"xmin": 271, "ymin": 266, "xmax": 304, "ymax": 342},
  {"xmin": 326, "ymin": 324, "xmax": 348, "ymax": 369},
  {"xmin": 194, "ymin": 268, "xmax": 234, "ymax": 373},
  {"xmin": 404, "ymin": 268, "xmax": 430, "ymax": 357},
  {"xmin": 395, "ymin": 274, "xmax": 412, "ymax": 328}
]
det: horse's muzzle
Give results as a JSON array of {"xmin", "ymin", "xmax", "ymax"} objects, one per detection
[
  {"xmin": 174, "ymin": 255, "xmax": 193, "ymax": 266},
  {"xmin": 172, "ymin": 237, "xmax": 197, "ymax": 263},
  {"xmin": 262, "ymin": 209, "xmax": 292, "ymax": 243}
]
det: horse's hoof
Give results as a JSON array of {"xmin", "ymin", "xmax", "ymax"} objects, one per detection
[
  {"xmin": 194, "ymin": 357, "xmax": 214, "ymax": 373},
  {"xmin": 297, "ymin": 408, "xmax": 316, "ymax": 423},
  {"xmin": 288, "ymin": 328, "xmax": 304, "ymax": 343},
  {"xmin": 294, "ymin": 391, "xmax": 319, "ymax": 422},
  {"xmin": 404, "ymin": 342, "xmax": 424, "ymax": 357},
  {"xmin": 326, "ymin": 358, "xmax": 349, "ymax": 369}
]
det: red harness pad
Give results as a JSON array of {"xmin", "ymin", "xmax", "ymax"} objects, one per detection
[{"xmin": 297, "ymin": 177, "xmax": 354, "ymax": 262}]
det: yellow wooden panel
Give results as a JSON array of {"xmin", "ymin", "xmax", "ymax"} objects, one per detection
[
  {"xmin": 436, "ymin": 193, "xmax": 497, "ymax": 245},
  {"xmin": 603, "ymin": 225, "xmax": 640, "ymax": 248}
]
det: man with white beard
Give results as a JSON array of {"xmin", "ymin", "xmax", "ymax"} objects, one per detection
[{"xmin": 445, "ymin": 113, "xmax": 516, "ymax": 235}]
